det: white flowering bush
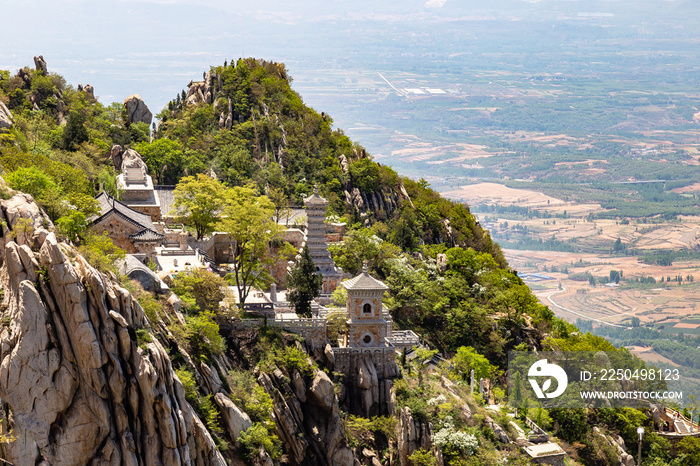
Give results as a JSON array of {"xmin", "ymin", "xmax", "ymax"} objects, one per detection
[
  {"xmin": 431, "ymin": 425, "xmax": 478, "ymax": 456},
  {"xmin": 427, "ymin": 395, "xmax": 447, "ymax": 407}
]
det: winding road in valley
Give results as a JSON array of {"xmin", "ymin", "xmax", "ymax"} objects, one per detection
[{"xmin": 540, "ymin": 288, "xmax": 627, "ymax": 328}]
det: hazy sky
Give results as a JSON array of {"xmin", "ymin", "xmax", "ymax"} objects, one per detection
[{"xmin": 1, "ymin": 0, "xmax": 696, "ymax": 116}]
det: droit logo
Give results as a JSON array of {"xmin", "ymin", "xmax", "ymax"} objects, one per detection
[{"xmin": 528, "ymin": 359, "xmax": 568, "ymax": 399}]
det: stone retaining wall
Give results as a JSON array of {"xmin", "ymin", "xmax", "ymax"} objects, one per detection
[{"xmin": 331, "ymin": 346, "xmax": 397, "ymax": 379}]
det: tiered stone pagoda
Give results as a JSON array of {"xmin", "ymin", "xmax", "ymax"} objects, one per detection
[
  {"xmin": 341, "ymin": 262, "xmax": 390, "ymax": 347},
  {"xmin": 303, "ymin": 185, "xmax": 343, "ymax": 296}
]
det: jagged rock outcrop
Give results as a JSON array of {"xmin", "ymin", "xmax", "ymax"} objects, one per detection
[
  {"xmin": 257, "ymin": 365, "xmax": 354, "ymax": 466},
  {"xmin": 78, "ymin": 83, "xmax": 95, "ymax": 99},
  {"xmin": 33, "ymin": 55, "xmax": 47, "ymax": 74},
  {"xmin": 397, "ymin": 406, "xmax": 434, "ymax": 466},
  {"xmin": 187, "ymin": 71, "xmax": 216, "ymax": 106},
  {"xmin": 0, "ymin": 190, "xmax": 226, "ymax": 465},
  {"xmin": 17, "ymin": 68, "xmax": 32, "ymax": 88},
  {"xmin": 213, "ymin": 393, "xmax": 252, "ymax": 446},
  {"xmin": 0, "ymin": 101, "xmax": 14, "ymax": 131},
  {"xmin": 0, "ymin": 192, "xmax": 52, "ymax": 254},
  {"xmin": 341, "ymin": 355, "xmax": 397, "ymax": 418},
  {"xmin": 111, "ymin": 144, "xmax": 124, "ymax": 170},
  {"xmin": 356, "ymin": 356, "xmax": 379, "ymax": 416},
  {"xmin": 338, "ymin": 154, "xmax": 349, "ymax": 173},
  {"xmin": 225, "ymin": 98, "xmax": 233, "ymax": 130},
  {"xmin": 123, "ymin": 94, "xmax": 153, "ymax": 125},
  {"xmin": 485, "ymin": 414, "xmax": 511, "ymax": 444},
  {"xmin": 592, "ymin": 427, "xmax": 635, "ymax": 466},
  {"xmin": 121, "ymin": 148, "xmax": 148, "ymax": 173}
]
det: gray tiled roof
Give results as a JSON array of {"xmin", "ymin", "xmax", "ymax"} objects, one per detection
[
  {"xmin": 93, "ymin": 192, "xmax": 163, "ymax": 243},
  {"xmin": 95, "ymin": 192, "xmax": 158, "ymax": 231},
  {"xmin": 341, "ymin": 271, "xmax": 389, "ymax": 291},
  {"xmin": 154, "ymin": 186, "xmax": 176, "ymax": 218},
  {"xmin": 130, "ymin": 229, "xmax": 164, "ymax": 242}
]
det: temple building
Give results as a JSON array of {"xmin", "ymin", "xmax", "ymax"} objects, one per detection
[
  {"xmin": 341, "ymin": 263, "xmax": 390, "ymax": 347},
  {"xmin": 91, "ymin": 192, "xmax": 163, "ymax": 259},
  {"xmin": 303, "ymin": 186, "xmax": 343, "ymax": 297}
]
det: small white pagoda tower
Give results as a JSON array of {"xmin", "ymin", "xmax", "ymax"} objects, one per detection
[
  {"xmin": 303, "ymin": 185, "xmax": 343, "ymax": 296},
  {"xmin": 341, "ymin": 263, "xmax": 389, "ymax": 347}
]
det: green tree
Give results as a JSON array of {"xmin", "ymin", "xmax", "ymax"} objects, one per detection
[
  {"xmin": 348, "ymin": 157, "xmax": 380, "ymax": 192},
  {"xmin": 610, "ymin": 270, "xmax": 621, "ymax": 284},
  {"xmin": 184, "ymin": 312, "xmax": 226, "ymax": 359},
  {"xmin": 56, "ymin": 210, "xmax": 87, "ymax": 243},
  {"xmin": 550, "ymin": 408, "xmax": 588, "ymax": 444},
  {"xmin": 172, "ymin": 268, "xmax": 227, "ymax": 314},
  {"xmin": 287, "ymin": 244, "xmax": 323, "ymax": 317},
  {"xmin": 267, "ymin": 186, "xmax": 291, "ymax": 225},
  {"xmin": 5, "ymin": 166, "xmax": 64, "ymax": 220},
  {"xmin": 61, "ymin": 110, "xmax": 89, "ymax": 151},
  {"xmin": 134, "ymin": 139, "xmax": 185, "ymax": 185},
  {"xmin": 329, "ymin": 227, "xmax": 401, "ymax": 275},
  {"xmin": 218, "ymin": 185, "xmax": 284, "ymax": 308},
  {"xmin": 450, "ymin": 346, "xmax": 498, "ymax": 381},
  {"xmin": 97, "ymin": 167, "xmax": 123, "ymax": 199},
  {"xmin": 675, "ymin": 433, "xmax": 700, "ymax": 465},
  {"xmin": 171, "ymin": 174, "xmax": 226, "ymax": 240},
  {"xmin": 78, "ymin": 232, "xmax": 126, "ymax": 275}
]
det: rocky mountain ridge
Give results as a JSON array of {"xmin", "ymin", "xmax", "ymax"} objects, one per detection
[{"xmin": 0, "ymin": 184, "xmax": 226, "ymax": 465}]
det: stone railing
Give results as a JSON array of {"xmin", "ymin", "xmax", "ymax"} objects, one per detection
[
  {"xmin": 230, "ymin": 319, "xmax": 265, "ymax": 329},
  {"xmin": 228, "ymin": 317, "xmax": 326, "ymax": 344},
  {"xmin": 387, "ymin": 330, "xmax": 421, "ymax": 348},
  {"xmin": 160, "ymin": 249, "xmax": 195, "ymax": 256},
  {"xmin": 525, "ymin": 417, "xmax": 549, "ymax": 441}
]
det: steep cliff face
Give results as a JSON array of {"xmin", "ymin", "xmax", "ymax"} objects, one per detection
[
  {"xmin": 0, "ymin": 191, "xmax": 225, "ymax": 465},
  {"xmin": 258, "ymin": 368, "xmax": 354, "ymax": 465},
  {"xmin": 0, "ymin": 188, "xmax": 361, "ymax": 465}
]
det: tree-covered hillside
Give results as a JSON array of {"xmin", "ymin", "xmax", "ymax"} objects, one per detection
[{"xmin": 1, "ymin": 58, "xmax": 691, "ymax": 466}]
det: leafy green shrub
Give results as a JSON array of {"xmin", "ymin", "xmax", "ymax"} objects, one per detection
[
  {"xmin": 349, "ymin": 158, "xmax": 380, "ymax": 192},
  {"xmin": 239, "ymin": 423, "xmax": 282, "ymax": 460},
  {"xmin": 122, "ymin": 279, "xmax": 163, "ymax": 323},
  {"xmin": 549, "ymin": 408, "xmax": 588, "ymax": 444},
  {"xmin": 260, "ymin": 344, "xmax": 315, "ymax": 377},
  {"xmin": 5, "ymin": 166, "xmax": 63, "ymax": 219},
  {"xmin": 185, "ymin": 312, "xmax": 225, "ymax": 360},
  {"xmin": 139, "ymin": 296, "xmax": 162, "ymax": 324},
  {"xmin": 9, "ymin": 218, "xmax": 34, "ymax": 242},
  {"xmin": 227, "ymin": 369, "xmax": 275, "ymax": 428},
  {"xmin": 408, "ymin": 449, "xmax": 437, "ymax": 466},
  {"xmin": 78, "ymin": 232, "xmax": 125, "ymax": 275},
  {"xmin": 581, "ymin": 430, "xmax": 620, "ymax": 465},
  {"xmin": 175, "ymin": 367, "xmax": 198, "ymax": 405},
  {"xmin": 199, "ymin": 394, "xmax": 223, "ymax": 436},
  {"xmin": 344, "ymin": 415, "xmax": 397, "ymax": 448},
  {"xmin": 172, "ymin": 266, "xmax": 226, "ymax": 314},
  {"xmin": 255, "ymin": 326, "xmax": 316, "ymax": 376},
  {"xmin": 135, "ymin": 328, "xmax": 152, "ymax": 350},
  {"xmin": 56, "ymin": 210, "xmax": 87, "ymax": 243}
]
